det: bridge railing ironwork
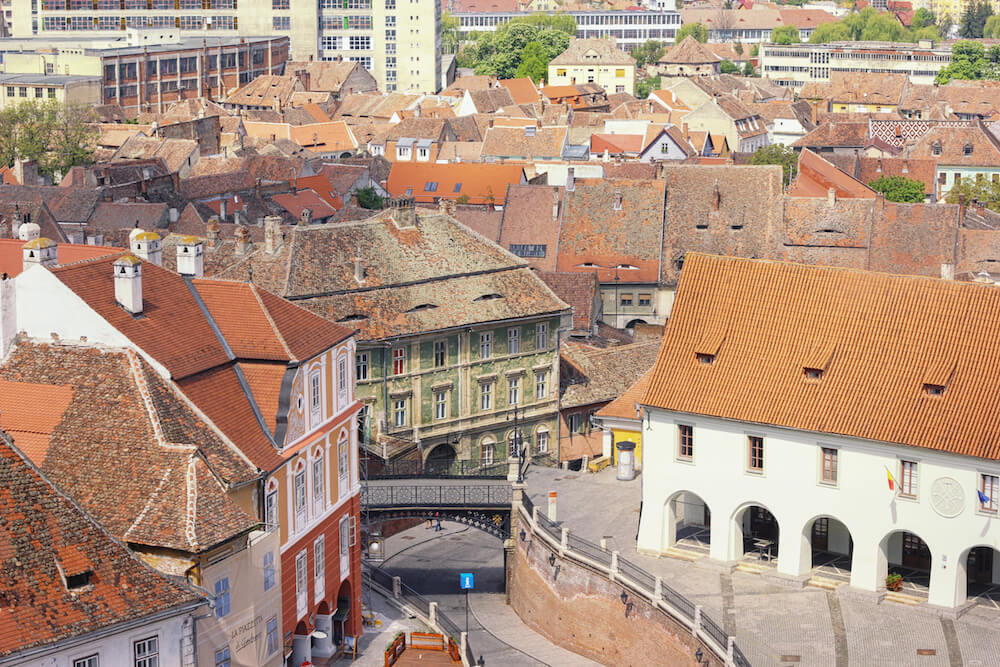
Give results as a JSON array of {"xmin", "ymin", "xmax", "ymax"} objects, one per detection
[
  {"xmin": 365, "ymin": 457, "xmax": 507, "ymax": 480},
  {"xmin": 362, "ymin": 484, "xmax": 513, "ymax": 508},
  {"xmin": 517, "ymin": 496, "xmax": 750, "ymax": 666}
]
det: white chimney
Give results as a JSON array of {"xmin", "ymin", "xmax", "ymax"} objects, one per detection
[
  {"xmin": 354, "ymin": 251, "xmax": 365, "ymax": 284},
  {"xmin": 113, "ymin": 255, "xmax": 143, "ymax": 315},
  {"xmin": 264, "ymin": 216, "xmax": 282, "ymax": 254},
  {"xmin": 552, "ymin": 189, "xmax": 559, "ymax": 219},
  {"xmin": 566, "ymin": 167, "xmax": 575, "ymax": 192},
  {"xmin": 941, "ymin": 263, "xmax": 955, "ymax": 281},
  {"xmin": 827, "ymin": 187, "xmax": 836, "ymax": 207},
  {"xmin": 169, "ymin": 207, "xmax": 179, "ymax": 223},
  {"xmin": 17, "ymin": 222, "xmax": 40, "ymax": 242},
  {"xmin": 129, "ymin": 229, "xmax": 163, "ymax": 266},
  {"xmin": 22, "ymin": 238, "xmax": 57, "ymax": 272},
  {"xmin": 219, "ymin": 199, "xmax": 228, "ymax": 222},
  {"xmin": 0, "ymin": 273, "xmax": 16, "ymax": 359},
  {"xmin": 176, "ymin": 236, "xmax": 204, "ymax": 278}
]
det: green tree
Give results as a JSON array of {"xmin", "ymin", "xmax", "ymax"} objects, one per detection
[
  {"xmin": 771, "ymin": 25, "xmax": 801, "ymax": 44},
  {"xmin": 0, "ymin": 100, "xmax": 96, "ymax": 179},
  {"xmin": 636, "ymin": 75, "xmax": 661, "ymax": 99},
  {"xmin": 985, "ymin": 13, "xmax": 1000, "ymax": 36},
  {"xmin": 809, "ymin": 21, "xmax": 852, "ymax": 43},
  {"xmin": 507, "ymin": 12, "xmax": 577, "ymax": 36},
  {"xmin": 945, "ymin": 178, "xmax": 1000, "ymax": 211},
  {"xmin": 631, "ymin": 39, "xmax": 666, "ymax": 69},
  {"xmin": 457, "ymin": 16, "xmax": 575, "ymax": 80},
  {"xmin": 938, "ymin": 11, "xmax": 954, "ymax": 36},
  {"xmin": 960, "ymin": 0, "xmax": 993, "ymax": 37},
  {"xmin": 516, "ymin": 41, "xmax": 549, "ymax": 81},
  {"xmin": 748, "ymin": 144, "xmax": 798, "ymax": 186},
  {"xmin": 676, "ymin": 22, "xmax": 709, "ymax": 43},
  {"xmin": 720, "ymin": 59, "xmax": 740, "ymax": 73},
  {"xmin": 935, "ymin": 39, "xmax": 993, "ymax": 83},
  {"xmin": 869, "ymin": 175, "xmax": 927, "ymax": 202},
  {"xmin": 734, "ymin": 41, "xmax": 744, "ymax": 56},
  {"xmin": 742, "ymin": 60, "xmax": 757, "ymax": 76},
  {"xmin": 810, "ymin": 7, "xmax": 936, "ymax": 43},
  {"xmin": 913, "ymin": 7, "xmax": 935, "ymax": 28},
  {"xmin": 356, "ymin": 187, "xmax": 385, "ymax": 210},
  {"xmin": 441, "ymin": 11, "xmax": 460, "ymax": 55}
]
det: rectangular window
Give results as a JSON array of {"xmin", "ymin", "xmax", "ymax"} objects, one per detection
[
  {"xmin": 74, "ymin": 657, "xmax": 99, "ymax": 667},
  {"xmin": 295, "ymin": 550, "xmax": 308, "ymax": 618},
  {"xmin": 310, "ymin": 371, "xmax": 322, "ymax": 421},
  {"xmin": 899, "ymin": 460, "xmax": 917, "ymax": 498},
  {"xmin": 312, "ymin": 456, "xmax": 325, "ymax": 513},
  {"xmin": 339, "ymin": 515, "xmax": 351, "ymax": 576},
  {"xmin": 265, "ymin": 488, "xmax": 277, "ymax": 532},
  {"xmin": 338, "ymin": 356, "xmax": 348, "ymax": 405},
  {"xmin": 535, "ymin": 371, "xmax": 547, "ymax": 399},
  {"xmin": 434, "ymin": 340, "xmax": 446, "ymax": 367},
  {"xmin": 393, "ymin": 347, "xmax": 405, "ymax": 375},
  {"xmin": 480, "ymin": 382, "xmax": 493, "ymax": 410},
  {"xmin": 481, "ymin": 442, "xmax": 494, "ymax": 465},
  {"xmin": 263, "ymin": 551, "xmax": 275, "ymax": 591},
  {"xmin": 537, "ymin": 430, "xmax": 549, "ymax": 453},
  {"xmin": 981, "ymin": 474, "xmax": 999, "ymax": 512},
  {"xmin": 821, "ymin": 447, "xmax": 838, "ymax": 484},
  {"xmin": 678, "ymin": 424, "xmax": 693, "ymax": 459},
  {"xmin": 620, "ymin": 293, "xmax": 633, "ymax": 306},
  {"xmin": 480, "ymin": 332, "xmax": 492, "ymax": 358},
  {"xmin": 508, "ymin": 377, "xmax": 520, "ymax": 405},
  {"xmin": 265, "ymin": 617, "xmax": 279, "ymax": 656},
  {"xmin": 134, "ymin": 637, "xmax": 159, "ymax": 667},
  {"xmin": 214, "ymin": 647, "xmax": 230, "ymax": 667},
  {"xmin": 314, "ymin": 535, "xmax": 326, "ymax": 601},
  {"xmin": 568, "ymin": 413, "xmax": 583, "ymax": 434},
  {"xmin": 508, "ymin": 328, "xmax": 520, "ymax": 354},
  {"xmin": 536, "ymin": 322, "xmax": 548, "ymax": 349},
  {"xmin": 393, "ymin": 399, "xmax": 407, "ymax": 427},
  {"xmin": 748, "ymin": 436, "xmax": 764, "ymax": 472},
  {"xmin": 356, "ymin": 352, "xmax": 368, "ymax": 381},
  {"xmin": 272, "ymin": 16, "xmax": 290, "ymax": 30},
  {"xmin": 214, "ymin": 577, "xmax": 230, "ymax": 618},
  {"xmin": 338, "ymin": 436, "xmax": 349, "ymax": 486},
  {"xmin": 435, "ymin": 391, "xmax": 447, "ymax": 420},
  {"xmin": 638, "ymin": 293, "xmax": 651, "ymax": 307},
  {"xmin": 294, "ymin": 470, "xmax": 306, "ymax": 527}
]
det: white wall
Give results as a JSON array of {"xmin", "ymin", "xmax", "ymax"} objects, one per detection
[
  {"xmin": 17, "ymin": 612, "xmax": 194, "ymax": 667},
  {"xmin": 638, "ymin": 409, "xmax": 1000, "ymax": 608}
]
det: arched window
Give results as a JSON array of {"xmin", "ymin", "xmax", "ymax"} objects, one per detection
[
  {"xmin": 507, "ymin": 429, "xmax": 523, "ymax": 458},
  {"xmin": 292, "ymin": 459, "xmax": 307, "ymax": 531},
  {"xmin": 265, "ymin": 478, "xmax": 278, "ymax": 532},
  {"xmin": 480, "ymin": 436, "xmax": 496, "ymax": 466},
  {"xmin": 311, "ymin": 447, "xmax": 325, "ymax": 514},
  {"xmin": 337, "ymin": 430, "xmax": 350, "ymax": 494}
]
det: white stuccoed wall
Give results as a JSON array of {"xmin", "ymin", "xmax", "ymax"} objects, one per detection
[{"xmin": 638, "ymin": 408, "xmax": 1000, "ymax": 609}]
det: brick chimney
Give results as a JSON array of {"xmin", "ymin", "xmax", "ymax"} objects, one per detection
[
  {"xmin": 713, "ymin": 180, "xmax": 721, "ymax": 211},
  {"xmin": 22, "ymin": 238, "xmax": 57, "ymax": 272},
  {"xmin": 129, "ymin": 229, "xmax": 162, "ymax": 266},
  {"xmin": 613, "ymin": 188, "xmax": 623, "ymax": 211},
  {"xmin": 299, "ymin": 208, "xmax": 313, "ymax": 225},
  {"xmin": 206, "ymin": 218, "xmax": 221, "ymax": 247},
  {"xmin": 389, "ymin": 197, "xmax": 417, "ymax": 229},
  {"xmin": 176, "ymin": 236, "xmax": 204, "ymax": 278},
  {"xmin": 263, "ymin": 216, "xmax": 283, "ymax": 254},
  {"xmin": 234, "ymin": 225, "xmax": 251, "ymax": 255},
  {"xmin": 113, "ymin": 255, "xmax": 143, "ymax": 315}
]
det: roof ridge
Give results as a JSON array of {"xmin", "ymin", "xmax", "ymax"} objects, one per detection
[
  {"xmin": 250, "ymin": 283, "xmax": 295, "ymax": 361},
  {"xmin": 126, "ymin": 349, "xmax": 198, "ymax": 453},
  {"xmin": 185, "ymin": 457, "xmax": 199, "ymax": 551}
]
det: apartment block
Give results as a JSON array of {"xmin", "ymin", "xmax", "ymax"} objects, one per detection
[
  {"xmin": 7, "ymin": 0, "xmax": 441, "ymax": 93},
  {"xmin": 760, "ymin": 40, "xmax": 952, "ymax": 89}
]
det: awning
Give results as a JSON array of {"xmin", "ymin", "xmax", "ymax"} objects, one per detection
[{"xmin": 332, "ymin": 597, "xmax": 350, "ymax": 622}]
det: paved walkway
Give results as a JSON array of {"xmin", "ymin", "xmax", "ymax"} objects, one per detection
[{"xmin": 525, "ymin": 466, "xmax": 1000, "ymax": 667}]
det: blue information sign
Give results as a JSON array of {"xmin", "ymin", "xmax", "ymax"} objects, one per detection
[{"xmin": 460, "ymin": 573, "xmax": 474, "ymax": 589}]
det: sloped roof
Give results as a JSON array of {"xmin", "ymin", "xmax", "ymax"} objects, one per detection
[
  {"xmin": 660, "ymin": 36, "xmax": 721, "ymax": 65},
  {"xmin": 481, "ymin": 126, "xmax": 567, "ymax": 159},
  {"xmin": 0, "ymin": 429, "xmax": 202, "ymax": 658},
  {"xmin": 561, "ymin": 340, "xmax": 661, "ymax": 408},
  {"xmin": 0, "ymin": 239, "xmax": 115, "ymax": 277},
  {"xmin": 596, "ymin": 367, "xmax": 652, "ymax": 420},
  {"xmin": 788, "ymin": 149, "xmax": 876, "ymax": 199},
  {"xmin": 538, "ymin": 270, "xmax": 600, "ymax": 333},
  {"xmin": 498, "ymin": 78, "xmax": 541, "ymax": 105},
  {"xmin": 550, "ymin": 38, "xmax": 635, "ymax": 66},
  {"xmin": 386, "ymin": 162, "xmax": 525, "ymax": 205},
  {"xmin": 644, "ymin": 252, "xmax": 1000, "ymax": 461}
]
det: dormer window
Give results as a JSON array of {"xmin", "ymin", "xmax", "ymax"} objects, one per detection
[
  {"xmin": 932, "ymin": 141, "xmax": 942, "ymax": 156},
  {"xmin": 696, "ymin": 353, "xmax": 715, "ymax": 364},
  {"xmin": 66, "ymin": 570, "xmax": 93, "ymax": 590},
  {"xmin": 804, "ymin": 367, "xmax": 823, "ymax": 381},
  {"xmin": 524, "ymin": 125, "xmax": 536, "ymax": 137},
  {"xmin": 924, "ymin": 383, "xmax": 945, "ymax": 396},
  {"xmin": 964, "ymin": 143, "xmax": 974, "ymax": 156}
]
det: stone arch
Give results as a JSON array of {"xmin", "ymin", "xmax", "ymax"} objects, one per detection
[
  {"xmin": 424, "ymin": 442, "xmax": 457, "ymax": 474},
  {"xmin": 878, "ymin": 528, "xmax": 934, "ymax": 594},
  {"xmin": 662, "ymin": 489, "xmax": 711, "ymax": 554},
  {"xmin": 729, "ymin": 501, "xmax": 781, "ymax": 561},
  {"xmin": 800, "ymin": 513, "xmax": 854, "ymax": 572},
  {"xmin": 625, "ymin": 318, "xmax": 648, "ymax": 330},
  {"xmin": 957, "ymin": 543, "xmax": 1000, "ymax": 603}
]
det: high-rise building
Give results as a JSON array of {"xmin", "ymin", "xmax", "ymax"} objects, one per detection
[{"xmin": 7, "ymin": 0, "xmax": 441, "ymax": 92}]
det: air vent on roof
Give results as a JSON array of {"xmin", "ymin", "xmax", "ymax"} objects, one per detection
[
  {"xmin": 475, "ymin": 293, "xmax": 504, "ymax": 302},
  {"xmin": 616, "ymin": 263, "xmax": 637, "ymax": 270},
  {"xmin": 576, "ymin": 262, "xmax": 600, "ymax": 268},
  {"xmin": 337, "ymin": 313, "xmax": 369, "ymax": 323},
  {"xmin": 923, "ymin": 383, "xmax": 945, "ymax": 396},
  {"xmin": 407, "ymin": 303, "xmax": 438, "ymax": 312}
]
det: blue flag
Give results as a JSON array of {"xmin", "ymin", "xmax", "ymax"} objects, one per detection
[{"xmin": 978, "ymin": 489, "xmax": 991, "ymax": 505}]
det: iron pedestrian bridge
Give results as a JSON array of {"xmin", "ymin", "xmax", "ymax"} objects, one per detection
[{"xmin": 362, "ymin": 458, "xmax": 515, "ymax": 539}]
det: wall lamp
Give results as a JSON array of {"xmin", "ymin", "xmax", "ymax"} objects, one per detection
[
  {"xmin": 620, "ymin": 590, "xmax": 628, "ymax": 604},
  {"xmin": 548, "ymin": 552, "xmax": 556, "ymax": 567},
  {"xmin": 695, "ymin": 647, "xmax": 707, "ymax": 665},
  {"xmin": 519, "ymin": 528, "xmax": 526, "ymax": 541}
]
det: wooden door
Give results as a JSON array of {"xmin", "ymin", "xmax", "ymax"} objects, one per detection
[
  {"xmin": 968, "ymin": 547, "xmax": 994, "ymax": 585},
  {"xmin": 812, "ymin": 518, "xmax": 829, "ymax": 551},
  {"xmin": 750, "ymin": 507, "xmax": 778, "ymax": 542},
  {"xmin": 902, "ymin": 532, "xmax": 931, "ymax": 570}
]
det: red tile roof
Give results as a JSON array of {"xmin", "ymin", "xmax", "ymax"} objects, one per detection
[
  {"xmin": 270, "ymin": 189, "xmax": 338, "ymax": 221},
  {"xmin": 498, "ymin": 78, "xmax": 541, "ymax": 105},
  {"xmin": 386, "ymin": 162, "xmax": 526, "ymax": 205},
  {"xmin": 644, "ymin": 253, "xmax": 1000, "ymax": 460},
  {"xmin": 295, "ymin": 174, "xmax": 345, "ymax": 211},
  {"xmin": 0, "ymin": 380, "xmax": 73, "ymax": 465},
  {"xmin": 788, "ymin": 149, "xmax": 876, "ymax": 199},
  {"xmin": 0, "ymin": 239, "xmax": 116, "ymax": 278},
  {"xmin": 0, "ymin": 431, "xmax": 202, "ymax": 658}
]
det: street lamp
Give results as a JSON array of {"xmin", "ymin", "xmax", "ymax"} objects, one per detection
[{"xmin": 506, "ymin": 403, "xmax": 527, "ymax": 483}]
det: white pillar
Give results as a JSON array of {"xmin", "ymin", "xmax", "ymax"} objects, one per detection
[
  {"xmin": 777, "ymin": 522, "xmax": 810, "ymax": 577},
  {"xmin": 716, "ymin": 509, "xmax": 738, "ymax": 562},
  {"xmin": 928, "ymin": 548, "xmax": 963, "ymax": 609},
  {"xmin": 849, "ymin": 533, "xmax": 884, "ymax": 593}
]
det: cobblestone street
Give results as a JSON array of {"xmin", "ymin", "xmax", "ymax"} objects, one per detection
[{"xmin": 525, "ymin": 465, "xmax": 1000, "ymax": 667}]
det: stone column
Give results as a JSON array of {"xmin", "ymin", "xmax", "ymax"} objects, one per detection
[{"xmin": 776, "ymin": 522, "xmax": 811, "ymax": 578}]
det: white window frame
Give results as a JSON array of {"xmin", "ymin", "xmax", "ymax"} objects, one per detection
[
  {"xmin": 508, "ymin": 327, "xmax": 520, "ymax": 354},
  {"xmin": 480, "ymin": 382, "xmax": 493, "ymax": 411},
  {"xmin": 480, "ymin": 332, "xmax": 492, "ymax": 358},
  {"xmin": 214, "ymin": 577, "xmax": 230, "ymax": 618},
  {"xmin": 338, "ymin": 432, "xmax": 349, "ymax": 495},
  {"xmin": 263, "ymin": 550, "xmax": 276, "ymax": 591},
  {"xmin": 265, "ymin": 482, "xmax": 278, "ymax": 532},
  {"xmin": 265, "ymin": 616, "xmax": 279, "ymax": 656},
  {"xmin": 481, "ymin": 439, "xmax": 495, "ymax": 465},
  {"xmin": 356, "ymin": 352, "xmax": 369, "ymax": 381},
  {"xmin": 393, "ymin": 398, "xmax": 407, "ymax": 427},
  {"xmin": 314, "ymin": 535, "xmax": 326, "ymax": 603},
  {"xmin": 310, "ymin": 369, "xmax": 322, "ymax": 425},
  {"xmin": 337, "ymin": 354, "xmax": 348, "ymax": 408},
  {"xmin": 508, "ymin": 376, "xmax": 520, "ymax": 405},
  {"xmin": 536, "ymin": 322, "xmax": 548, "ymax": 349},
  {"xmin": 293, "ymin": 465, "xmax": 307, "ymax": 530},
  {"xmin": 536, "ymin": 427, "xmax": 549, "ymax": 454},
  {"xmin": 435, "ymin": 390, "xmax": 447, "ymax": 420},
  {"xmin": 339, "ymin": 515, "xmax": 351, "ymax": 578},
  {"xmin": 295, "ymin": 549, "xmax": 308, "ymax": 619},
  {"xmin": 312, "ymin": 452, "xmax": 325, "ymax": 515},
  {"xmin": 73, "ymin": 656, "xmax": 99, "ymax": 667},
  {"xmin": 535, "ymin": 371, "xmax": 547, "ymax": 399},
  {"xmin": 134, "ymin": 636, "xmax": 159, "ymax": 667}
]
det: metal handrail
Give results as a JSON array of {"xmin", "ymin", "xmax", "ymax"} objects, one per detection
[
  {"xmin": 362, "ymin": 484, "xmax": 513, "ymax": 508},
  {"xmin": 517, "ymin": 500, "xmax": 748, "ymax": 665},
  {"xmin": 365, "ymin": 457, "xmax": 507, "ymax": 479}
]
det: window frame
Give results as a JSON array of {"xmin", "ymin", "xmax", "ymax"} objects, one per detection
[
  {"xmin": 312, "ymin": 453, "xmax": 325, "ymax": 514},
  {"xmin": 536, "ymin": 427, "xmax": 549, "ymax": 454},
  {"xmin": 536, "ymin": 322, "xmax": 548, "ymax": 349},
  {"xmin": 263, "ymin": 550, "xmax": 276, "ymax": 591},
  {"xmin": 356, "ymin": 352, "xmax": 369, "ymax": 381},
  {"xmin": 820, "ymin": 446, "xmax": 838, "ymax": 485},
  {"xmin": 480, "ymin": 381, "xmax": 493, "ymax": 411},
  {"xmin": 433, "ymin": 339, "xmax": 447, "ymax": 367},
  {"xmin": 508, "ymin": 376, "xmax": 520, "ymax": 405},
  {"xmin": 480, "ymin": 332, "xmax": 492, "ymax": 358},
  {"xmin": 899, "ymin": 459, "xmax": 918, "ymax": 499},
  {"xmin": 434, "ymin": 390, "xmax": 447, "ymax": 420},
  {"xmin": 480, "ymin": 438, "xmax": 495, "ymax": 465},
  {"xmin": 535, "ymin": 370, "xmax": 547, "ymax": 399},
  {"xmin": 214, "ymin": 577, "xmax": 231, "ymax": 618},
  {"xmin": 508, "ymin": 327, "xmax": 520, "ymax": 354},
  {"xmin": 265, "ymin": 617, "xmax": 279, "ymax": 656},
  {"xmin": 981, "ymin": 473, "xmax": 999, "ymax": 513},
  {"xmin": 314, "ymin": 534, "xmax": 326, "ymax": 603},
  {"xmin": 134, "ymin": 636, "xmax": 159, "ymax": 667},
  {"xmin": 293, "ymin": 466, "xmax": 307, "ymax": 528},
  {"xmin": 214, "ymin": 646, "xmax": 231, "ymax": 667},
  {"xmin": 309, "ymin": 369, "xmax": 322, "ymax": 423},
  {"xmin": 73, "ymin": 656, "xmax": 99, "ymax": 667},
  {"xmin": 392, "ymin": 347, "xmax": 406, "ymax": 375},
  {"xmin": 393, "ymin": 398, "xmax": 407, "ymax": 427},
  {"xmin": 747, "ymin": 435, "xmax": 764, "ymax": 473},
  {"xmin": 677, "ymin": 424, "xmax": 694, "ymax": 461}
]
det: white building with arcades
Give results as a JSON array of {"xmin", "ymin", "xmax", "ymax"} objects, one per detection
[{"xmin": 637, "ymin": 252, "xmax": 1000, "ymax": 611}]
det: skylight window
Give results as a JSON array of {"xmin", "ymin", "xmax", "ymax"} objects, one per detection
[
  {"xmin": 474, "ymin": 293, "xmax": 504, "ymax": 301},
  {"xmin": 337, "ymin": 313, "xmax": 369, "ymax": 323},
  {"xmin": 923, "ymin": 383, "xmax": 945, "ymax": 397},
  {"xmin": 407, "ymin": 303, "xmax": 438, "ymax": 312}
]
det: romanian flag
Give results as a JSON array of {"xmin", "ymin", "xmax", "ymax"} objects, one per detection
[{"xmin": 886, "ymin": 466, "xmax": 896, "ymax": 491}]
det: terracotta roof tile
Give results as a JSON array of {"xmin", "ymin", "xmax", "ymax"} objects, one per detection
[
  {"xmin": 659, "ymin": 36, "xmax": 721, "ymax": 65},
  {"xmin": 0, "ymin": 239, "xmax": 115, "ymax": 277},
  {"xmin": 386, "ymin": 162, "xmax": 525, "ymax": 205},
  {"xmin": 497, "ymin": 184, "xmax": 563, "ymax": 271},
  {"xmin": 537, "ymin": 271, "xmax": 600, "ymax": 333},
  {"xmin": 596, "ymin": 367, "xmax": 652, "ymax": 420},
  {"xmin": 561, "ymin": 340, "xmax": 660, "ymax": 408},
  {"xmin": 0, "ymin": 430, "xmax": 201, "ymax": 658},
  {"xmin": 550, "ymin": 38, "xmax": 635, "ymax": 66},
  {"xmin": 644, "ymin": 253, "xmax": 1000, "ymax": 461}
]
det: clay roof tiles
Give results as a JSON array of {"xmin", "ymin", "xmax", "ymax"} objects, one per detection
[
  {"xmin": 659, "ymin": 36, "xmax": 721, "ymax": 65},
  {"xmin": 550, "ymin": 38, "xmax": 635, "ymax": 67},
  {"xmin": 643, "ymin": 253, "xmax": 1000, "ymax": 462},
  {"xmin": 561, "ymin": 339, "xmax": 661, "ymax": 408}
]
